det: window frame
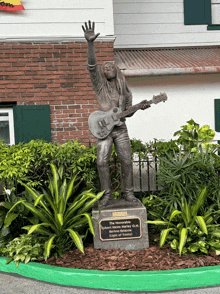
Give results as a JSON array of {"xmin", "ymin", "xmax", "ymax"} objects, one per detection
[
  {"xmin": 0, "ymin": 108, "xmax": 15, "ymax": 145},
  {"xmin": 184, "ymin": 0, "xmax": 220, "ymax": 30}
]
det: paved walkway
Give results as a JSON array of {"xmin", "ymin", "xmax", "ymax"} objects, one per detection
[{"xmin": 1, "ymin": 272, "xmax": 220, "ymax": 294}]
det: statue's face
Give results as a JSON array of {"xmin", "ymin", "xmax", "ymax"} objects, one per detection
[{"xmin": 103, "ymin": 63, "xmax": 116, "ymax": 80}]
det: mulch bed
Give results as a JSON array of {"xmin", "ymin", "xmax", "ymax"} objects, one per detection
[{"xmin": 42, "ymin": 241, "xmax": 220, "ymax": 271}]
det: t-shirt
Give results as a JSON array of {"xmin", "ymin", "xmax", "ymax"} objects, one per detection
[{"xmin": 87, "ymin": 63, "xmax": 132, "ymax": 113}]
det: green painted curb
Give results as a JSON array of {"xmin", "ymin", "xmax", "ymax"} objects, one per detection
[{"xmin": 0, "ymin": 256, "xmax": 220, "ymax": 291}]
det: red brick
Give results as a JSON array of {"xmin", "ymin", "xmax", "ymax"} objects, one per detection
[
  {"xmin": 26, "ymin": 45, "xmax": 39, "ymax": 49},
  {"xmin": 47, "ymin": 84, "xmax": 60, "ymax": 88},
  {"xmin": 38, "ymin": 45, "xmax": 53, "ymax": 49},
  {"xmin": 6, "ymin": 85, "xmax": 19, "ymax": 89},
  {"xmin": 27, "ymin": 97, "xmax": 42, "ymax": 101},
  {"xmin": 10, "ymin": 71, "xmax": 25, "ymax": 76},
  {"xmin": 25, "ymin": 54, "xmax": 39, "ymax": 58}
]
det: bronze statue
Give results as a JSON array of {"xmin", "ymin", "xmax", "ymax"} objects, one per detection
[{"xmin": 82, "ymin": 21, "xmax": 151, "ymax": 207}]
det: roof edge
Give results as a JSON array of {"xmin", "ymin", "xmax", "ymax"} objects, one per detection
[{"xmin": 122, "ymin": 66, "xmax": 220, "ymax": 77}]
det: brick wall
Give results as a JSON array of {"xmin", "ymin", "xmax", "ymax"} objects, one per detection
[{"xmin": 0, "ymin": 41, "xmax": 114, "ymax": 146}]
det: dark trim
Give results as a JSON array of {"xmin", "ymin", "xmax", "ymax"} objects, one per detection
[
  {"xmin": 205, "ymin": 0, "xmax": 212, "ymax": 25},
  {"xmin": 207, "ymin": 25, "xmax": 220, "ymax": 30},
  {"xmin": 0, "ymin": 102, "xmax": 17, "ymax": 107}
]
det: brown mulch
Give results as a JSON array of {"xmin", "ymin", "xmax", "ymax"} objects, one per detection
[{"xmin": 41, "ymin": 242, "xmax": 220, "ymax": 271}]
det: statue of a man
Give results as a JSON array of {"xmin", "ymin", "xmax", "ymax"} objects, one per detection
[{"xmin": 82, "ymin": 21, "xmax": 149, "ymax": 207}]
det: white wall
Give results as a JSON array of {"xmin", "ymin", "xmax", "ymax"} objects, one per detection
[
  {"xmin": 0, "ymin": 0, "xmax": 114, "ymax": 40},
  {"xmin": 113, "ymin": 0, "xmax": 220, "ymax": 48},
  {"xmin": 126, "ymin": 73, "xmax": 220, "ymax": 144}
]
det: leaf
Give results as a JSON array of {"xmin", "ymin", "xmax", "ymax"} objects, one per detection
[
  {"xmin": 25, "ymin": 255, "xmax": 31, "ymax": 264},
  {"xmin": 44, "ymin": 235, "xmax": 56, "ymax": 260},
  {"xmin": 195, "ymin": 216, "xmax": 208, "ymax": 235},
  {"xmin": 25, "ymin": 223, "xmax": 51, "ymax": 235},
  {"xmin": 65, "ymin": 173, "xmax": 78, "ymax": 205},
  {"xmin": 78, "ymin": 191, "xmax": 105, "ymax": 214},
  {"xmin": 191, "ymin": 188, "xmax": 207, "ymax": 217},
  {"xmin": 34, "ymin": 194, "xmax": 45, "ymax": 207},
  {"xmin": 147, "ymin": 220, "xmax": 169, "ymax": 225},
  {"xmin": 6, "ymin": 199, "xmax": 26, "ymax": 215},
  {"xmin": 170, "ymin": 239, "xmax": 179, "ymax": 250},
  {"xmin": 50, "ymin": 164, "xmax": 59, "ymax": 204},
  {"xmin": 178, "ymin": 228, "xmax": 188, "ymax": 255},
  {"xmin": 6, "ymin": 257, "xmax": 14, "ymax": 265},
  {"xmin": 81, "ymin": 213, "xmax": 95, "ymax": 236},
  {"xmin": 183, "ymin": 198, "xmax": 191, "ymax": 224},
  {"xmin": 21, "ymin": 183, "xmax": 50, "ymax": 214},
  {"xmin": 160, "ymin": 228, "xmax": 173, "ymax": 247},
  {"xmin": 56, "ymin": 213, "xmax": 63, "ymax": 226},
  {"xmin": 211, "ymin": 231, "xmax": 220, "ymax": 237},
  {"xmin": 22, "ymin": 202, "xmax": 55, "ymax": 230},
  {"xmin": 4, "ymin": 212, "xmax": 18, "ymax": 228},
  {"xmin": 23, "ymin": 225, "xmax": 51, "ymax": 236},
  {"xmin": 188, "ymin": 243, "xmax": 199, "ymax": 253},
  {"xmin": 66, "ymin": 228, "xmax": 84, "ymax": 253},
  {"xmin": 169, "ymin": 210, "xmax": 181, "ymax": 222}
]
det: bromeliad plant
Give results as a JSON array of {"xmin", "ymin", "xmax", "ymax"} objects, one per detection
[
  {"xmin": 147, "ymin": 188, "xmax": 220, "ymax": 255},
  {"xmin": 3, "ymin": 164, "xmax": 104, "ymax": 260}
]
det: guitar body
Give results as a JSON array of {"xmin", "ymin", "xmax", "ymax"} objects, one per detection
[
  {"xmin": 88, "ymin": 107, "xmax": 123, "ymax": 139},
  {"xmin": 88, "ymin": 93, "xmax": 168, "ymax": 139}
]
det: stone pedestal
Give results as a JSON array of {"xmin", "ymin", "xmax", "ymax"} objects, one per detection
[{"xmin": 92, "ymin": 199, "xmax": 149, "ymax": 251}]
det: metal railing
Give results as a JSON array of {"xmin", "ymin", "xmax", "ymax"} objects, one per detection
[{"xmin": 132, "ymin": 153, "xmax": 159, "ymax": 201}]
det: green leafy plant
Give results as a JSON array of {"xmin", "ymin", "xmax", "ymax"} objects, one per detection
[
  {"xmin": 4, "ymin": 164, "xmax": 104, "ymax": 260},
  {"xmin": 0, "ymin": 189, "xmax": 34, "ymax": 242},
  {"xmin": 147, "ymin": 188, "xmax": 220, "ymax": 255},
  {"xmin": 0, "ymin": 234, "xmax": 45, "ymax": 267},
  {"xmin": 174, "ymin": 119, "xmax": 216, "ymax": 152},
  {"xmin": 142, "ymin": 194, "xmax": 170, "ymax": 220},
  {"xmin": 157, "ymin": 146, "xmax": 220, "ymax": 211}
]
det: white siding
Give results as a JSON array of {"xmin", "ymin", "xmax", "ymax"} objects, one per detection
[
  {"xmin": 126, "ymin": 74, "xmax": 220, "ymax": 143},
  {"xmin": 0, "ymin": 0, "xmax": 114, "ymax": 40},
  {"xmin": 113, "ymin": 0, "xmax": 220, "ymax": 48}
]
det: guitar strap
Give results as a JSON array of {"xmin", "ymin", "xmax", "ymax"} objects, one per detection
[{"xmin": 119, "ymin": 94, "xmax": 125, "ymax": 111}]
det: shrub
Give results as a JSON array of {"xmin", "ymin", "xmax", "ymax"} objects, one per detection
[
  {"xmin": 147, "ymin": 188, "xmax": 220, "ymax": 255},
  {"xmin": 4, "ymin": 164, "xmax": 104, "ymax": 260},
  {"xmin": 0, "ymin": 234, "xmax": 45, "ymax": 267}
]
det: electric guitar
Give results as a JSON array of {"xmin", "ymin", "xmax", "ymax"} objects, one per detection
[{"xmin": 88, "ymin": 93, "xmax": 168, "ymax": 139}]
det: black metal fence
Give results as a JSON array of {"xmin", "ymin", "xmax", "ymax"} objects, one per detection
[{"xmin": 132, "ymin": 153, "xmax": 159, "ymax": 201}]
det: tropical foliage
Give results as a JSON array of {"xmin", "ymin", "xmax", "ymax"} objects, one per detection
[
  {"xmin": 147, "ymin": 188, "xmax": 220, "ymax": 255},
  {"xmin": 0, "ymin": 234, "xmax": 45, "ymax": 267},
  {"xmin": 3, "ymin": 164, "xmax": 104, "ymax": 260}
]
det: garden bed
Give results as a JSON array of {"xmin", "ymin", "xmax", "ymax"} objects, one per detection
[{"xmin": 41, "ymin": 241, "xmax": 220, "ymax": 271}]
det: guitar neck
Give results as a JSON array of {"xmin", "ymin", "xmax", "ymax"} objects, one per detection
[{"xmin": 117, "ymin": 100, "xmax": 153, "ymax": 119}]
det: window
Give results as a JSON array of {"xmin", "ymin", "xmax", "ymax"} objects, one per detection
[
  {"xmin": 184, "ymin": 0, "xmax": 220, "ymax": 29},
  {"xmin": 0, "ymin": 105, "xmax": 51, "ymax": 145},
  {"xmin": 0, "ymin": 108, "xmax": 15, "ymax": 145},
  {"xmin": 184, "ymin": 0, "xmax": 211, "ymax": 25}
]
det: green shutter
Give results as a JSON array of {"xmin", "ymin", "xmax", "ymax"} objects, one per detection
[
  {"xmin": 215, "ymin": 99, "xmax": 220, "ymax": 132},
  {"xmin": 184, "ymin": 0, "xmax": 211, "ymax": 25},
  {"xmin": 13, "ymin": 105, "xmax": 51, "ymax": 144}
]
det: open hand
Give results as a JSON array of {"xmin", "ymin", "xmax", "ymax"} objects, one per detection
[{"xmin": 82, "ymin": 20, "xmax": 100, "ymax": 42}]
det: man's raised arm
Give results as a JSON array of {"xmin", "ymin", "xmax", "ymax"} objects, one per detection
[{"xmin": 82, "ymin": 20, "xmax": 100, "ymax": 66}]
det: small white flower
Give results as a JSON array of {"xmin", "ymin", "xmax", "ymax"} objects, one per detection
[{"xmin": 5, "ymin": 189, "xmax": 11, "ymax": 196}]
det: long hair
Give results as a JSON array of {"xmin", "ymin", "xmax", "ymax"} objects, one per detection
[{"xmin": 100, "ymin": 62, "xmax": 132, "ymax": 110}]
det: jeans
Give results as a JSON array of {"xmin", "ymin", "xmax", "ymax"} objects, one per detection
[{"xmin": 96, "ymin": 125, "xmax": 134, "ymax": 200}]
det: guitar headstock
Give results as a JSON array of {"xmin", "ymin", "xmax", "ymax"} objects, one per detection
[{"xmin": 152, "ymin": 92, "xmax": 168, "ymax": 104}]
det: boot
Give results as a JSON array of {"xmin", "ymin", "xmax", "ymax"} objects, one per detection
[
  {"xmin": 121, "ymin": 162, "xmax": 138, "ymax": 202},
  {"xmin": 97, "ymin": 164, "xmax": 112, "ymax": 207}
]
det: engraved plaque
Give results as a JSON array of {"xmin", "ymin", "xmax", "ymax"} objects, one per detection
[
  {"xmin": 112, "ymin": 211, "xmax": 127, "ymax": 217},
  {"xmin": 99, "ymin": 217, "xmax": 142, "ymax": 241}
]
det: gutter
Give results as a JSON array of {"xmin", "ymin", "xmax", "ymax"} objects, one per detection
[{"xmin": 121, "ymin": 66, "xmax": 220, "ymax": 77}]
